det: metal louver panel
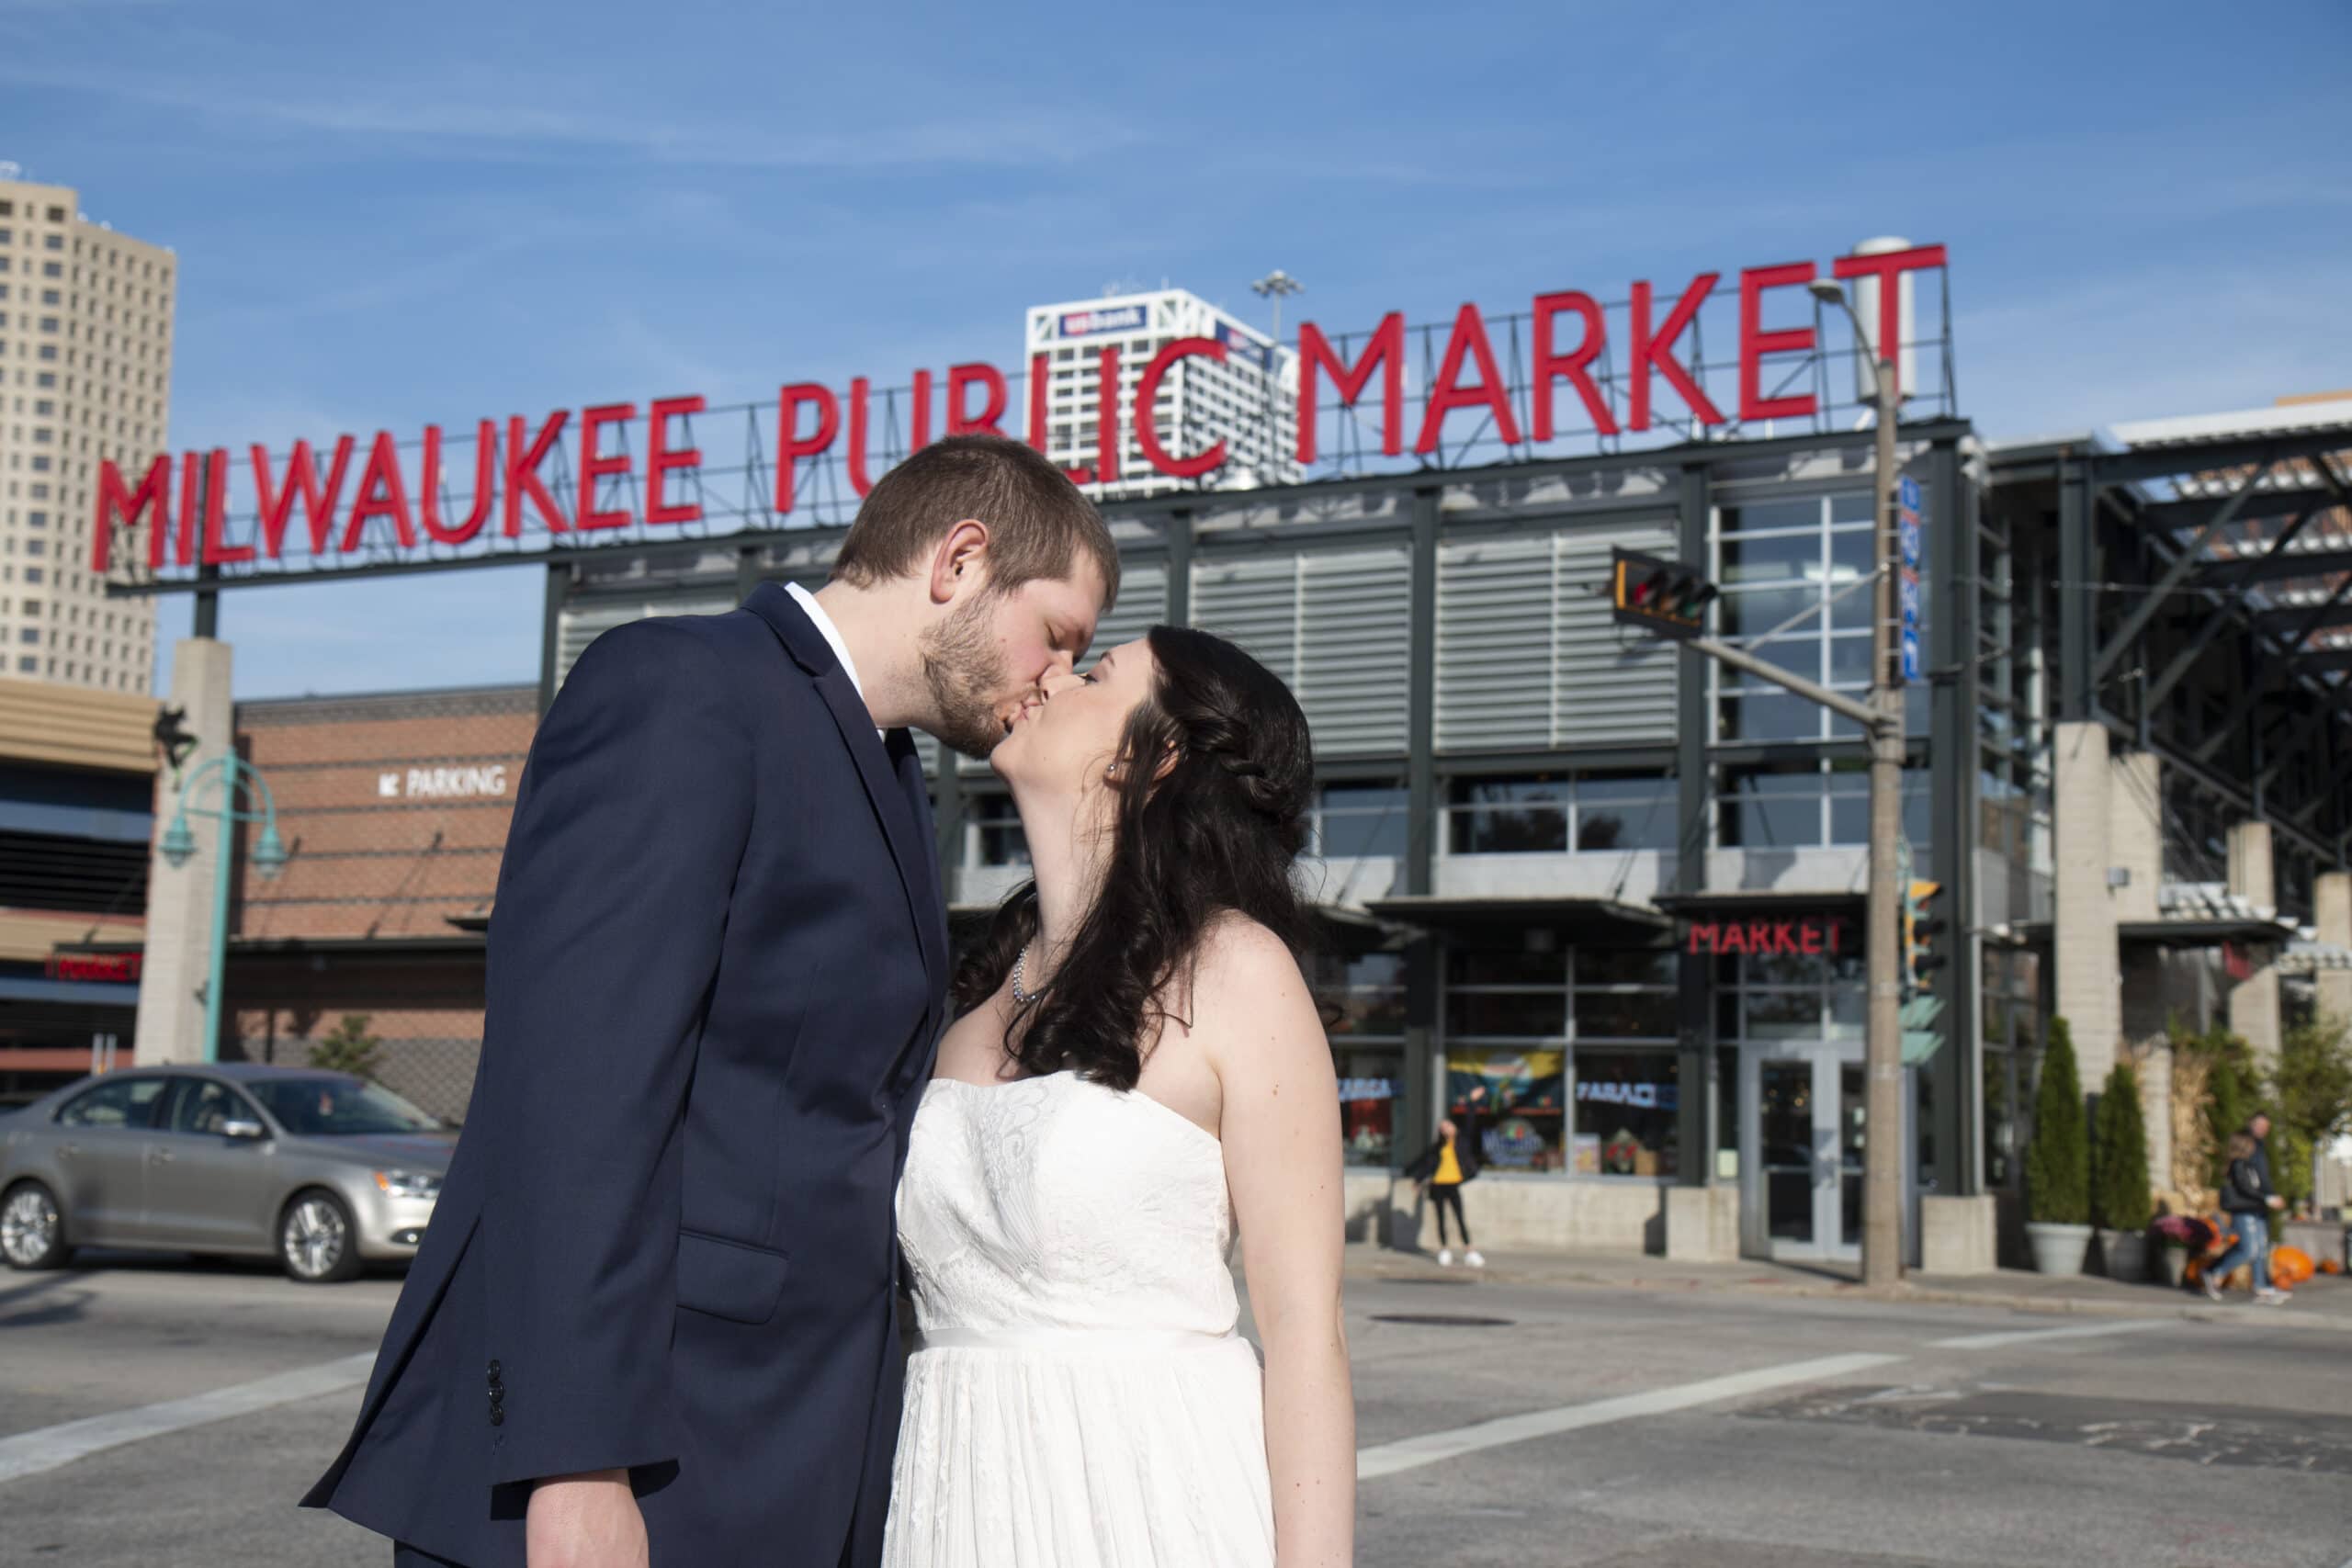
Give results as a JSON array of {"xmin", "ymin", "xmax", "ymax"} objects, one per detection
[
  {"xmin": 1435, "ymin": 520, "xmax": 1677, "ymax": 751},
  {"xmin": 1094, "ymin": 560, "xmax": 1168, "ymax": 655},
  {"xmin": 1434, "ymin": 536, "xmax": 1552, "ymax": 753},
  {"xmin": 1552, "ymin": 524, "xmax": 1676, "ymax": 745},
  {"xmin": 1190, "ymin": 549, "xmax": 1410, "ymax": 757},
  {"xmin": 1298, "ymin": 547, "xmax": 1410, "ymax": 755},
  {"xmin": 1190, "ymin": 556, "xmax": 1299, "ymax": 683},
  {"xmin": 554, "ymin": 593, "xmax": 740, "ymax": 692}
]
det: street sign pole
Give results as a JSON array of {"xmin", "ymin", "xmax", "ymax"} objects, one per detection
[{"xmin": 1863, "ymin": 355, "xmax": 1906, "ymax": 1289}]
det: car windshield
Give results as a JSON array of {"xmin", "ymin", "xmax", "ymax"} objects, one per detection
[{"xmin": 246, "ymin": 1078, "xmax": 442, "ymax": 1136}]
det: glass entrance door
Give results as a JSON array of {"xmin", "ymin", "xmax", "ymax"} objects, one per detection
[{"xmin": 1740, "ymin": 1047, "xmax": 1862, "ymax": 1262}]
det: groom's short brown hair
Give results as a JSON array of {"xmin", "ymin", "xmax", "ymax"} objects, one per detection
[{"xmin": 831, "ymin": 434, "xmax": 1120, "ymax": 608}]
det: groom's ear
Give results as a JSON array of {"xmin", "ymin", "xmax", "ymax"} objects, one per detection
[{"xmin": 930, "ymin": 520, "xmax": 991, "ymax": 605}]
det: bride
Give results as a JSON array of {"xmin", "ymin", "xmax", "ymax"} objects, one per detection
[{"xmin": 882, "ymin": 625, "xmax": 1355, "ymax": 1568}]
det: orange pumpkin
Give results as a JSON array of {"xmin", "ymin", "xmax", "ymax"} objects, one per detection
[
  {"xmin": 2269, "ymin": 1246, "xmax": 2315, "ymax": 1289},
  {"xmin": 2320, "ymin": 1258, "xmax": 2345, "ymax": 1276}
]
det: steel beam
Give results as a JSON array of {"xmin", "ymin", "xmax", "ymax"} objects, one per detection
[{"xmin": 2093, "ymin": 457, "xmax": 2278, "ymax": 681}]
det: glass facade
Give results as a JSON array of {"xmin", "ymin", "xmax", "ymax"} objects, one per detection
[{"xmin": 1441, "ymin": 940, "xmax": 1679, "ymax": 1177}]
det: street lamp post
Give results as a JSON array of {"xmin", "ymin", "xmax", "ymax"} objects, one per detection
[
  {"xmin": 1810, "ymin": 276, "xmax": 1906, "ymax": 1287},
  {"xmin": 1251, "ymin": 270, "xmax": 1303, "ymax": 481},
  {"xmin": 159, "ymin": 752, "xmax": 289, "ymax": 1064}
]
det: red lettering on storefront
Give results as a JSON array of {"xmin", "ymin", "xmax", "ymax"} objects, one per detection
[
  {"xmin": 1135, "ymin": 337, "xmax": 1229, "ymax": 479},
  {"xmin": 646, "ymin": 398, "xmax": 705, "ymax": 525},
  {"xmin": 343, "ymin": 431, "xmax": 419, "ymax": 550},
  {"xmin": 1738, "ymin": 262, "xmax": 1819, "ymax": 423},
  {"xmin": 89, "ymin": 452, "xmax": 172, "ymax": 571},
  {"xmin": 1296, "ymin": 312, "xmax": 1406, "ymax": 463},
  {"xmin": 773, "ymin": 384, "xmax": 840, "ymax": 516},
  {"xmin": 503, "ymin": 412, "xmax": 571, "ymax": 537},
  {"xmin": 1532, "ymin": 290, "xmax": 1617, "ymax": 439},
  {"xmin": 252, "ymin": 437, "xmax": 355, "ymax": 559},
  {"xmin": 420, "ymin": 422, "xmax": 497, "ymax": 545},
  {"xmin": 198, "ymin": 448, "xmax": 248, "ymax": 566},
  {"xmin": 947, "ymin": 363, "xmax": 1009, "ymax": 438},
  {"xmin": 1629, "ymin": 274, "xmax": 1725, "ymax": 431},
  {"xmin": 573, "ymin": 404, "xmax": 638, "ymax": 532},
  {"xmin": 1830, "ymin": 244, "xmax": 1949, "ymax": 399},
  {"xmin": 1416, "ymin": 303, "xmax": 1521, "ymax": 455}
]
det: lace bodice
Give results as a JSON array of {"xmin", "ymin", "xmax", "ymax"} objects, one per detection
[{"xmin": 896, "ymin": 1072, "xmax": 1238, "ymax": 1337}]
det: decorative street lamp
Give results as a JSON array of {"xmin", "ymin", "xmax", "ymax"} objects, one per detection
[{"xmin": 158, "ymin": 750, "xmax": 289, "ymax": 1063}]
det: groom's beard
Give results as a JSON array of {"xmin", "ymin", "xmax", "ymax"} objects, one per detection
[{"xmin": 921, "ymin": 593, "xmax": 1018, "ymax": 761}]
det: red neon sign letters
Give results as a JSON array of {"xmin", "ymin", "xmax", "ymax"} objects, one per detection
[{"xmin": 92, "ymin": 244, "xmax": 1947, "ymax": 574}]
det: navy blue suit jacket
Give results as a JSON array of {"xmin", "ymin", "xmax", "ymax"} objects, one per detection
[{"xmin": 303, "ymin": 583, "xmax": 950, "ymax": 1568}]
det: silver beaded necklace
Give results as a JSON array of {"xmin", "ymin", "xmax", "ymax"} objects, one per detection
[{"xmin": 1011, "ymin": 942, "xmax": 1037, "ymax": 1005}]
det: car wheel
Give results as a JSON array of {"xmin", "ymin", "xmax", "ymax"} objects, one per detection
[
  {"xmin": 279, "ymin": 1190, "xmax": 362, "ymax": 1284},
  {"xmin": 1, "ymin": 1179, "xmax": 72, "ymax": 1270}
]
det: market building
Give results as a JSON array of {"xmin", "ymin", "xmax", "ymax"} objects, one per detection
[{"xmin": 99, "ymin": 244, "xmax": 2352, "ymax": 1263}]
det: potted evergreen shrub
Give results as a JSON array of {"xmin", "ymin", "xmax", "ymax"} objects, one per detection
[
  {"xmin": 2025, "ymin": 1018, "xmax": 2092, "ymax": 1276},
  {"xmin": 2092, "ymin": 1058, "xmax": 2154, "ymax": 1282}
]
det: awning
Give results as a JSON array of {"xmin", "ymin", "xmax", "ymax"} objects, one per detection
[
  {"xmin": 1360, "ymin": 895, "xmax": 1671, "ymax": 939},
  {"xmin": 1651, "ymin": 889, "xmax": 1864, "ymax": 916}
]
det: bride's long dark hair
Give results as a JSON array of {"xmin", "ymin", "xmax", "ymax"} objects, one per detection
[{"xmin": 952, "ymin": 624, "xmax": 1317, "ymax": 1090}]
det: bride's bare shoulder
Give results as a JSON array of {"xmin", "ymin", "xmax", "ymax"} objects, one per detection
[{"xmin": 1186, "ymin": 915, "xmax": 1317, "ymax": 1034}]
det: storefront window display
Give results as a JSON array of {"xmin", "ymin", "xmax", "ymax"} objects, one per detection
[
  {"xmin": 1323, "ymin": 950, "xmax": 1406, "ymax": 1168},
  {"xmin": 1442, "ymin": 939, "xmax": 1679, "ymax": 1177}
]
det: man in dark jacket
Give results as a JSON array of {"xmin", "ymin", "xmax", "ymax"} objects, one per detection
[
  {"xmin": 1404, "ymin": 1084, "xmax": 1487, "ymax": 1267},
  {"xmin": 2205, "ymin": 1113, "xmax": 2288, "ymax": 1305},
  {"xmin": 303, "ymin": 436, "xmax": 1116, "ymax": 1568}
]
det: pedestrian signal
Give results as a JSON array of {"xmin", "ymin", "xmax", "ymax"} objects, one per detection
[
  {"xmin": 1611, "ymin": 548, "xmax": 1718, "ymax": 640},
  {"xmin": 1903, "ymin": 879, "xmax": 1947, "ymax": 994}
]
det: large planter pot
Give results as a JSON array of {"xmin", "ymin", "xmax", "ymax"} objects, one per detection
[
  {"xmin": 2099, "ymin": 1228, "xmax": 2148, "ymax": 1284},
  {"xmin": 2026, "ymin": 1221, "xmax": 2094, "ymax": 1277},
  {"xmin": 2159, "ymin": 1246, "xmax": 2189, "ymax": 1288}
]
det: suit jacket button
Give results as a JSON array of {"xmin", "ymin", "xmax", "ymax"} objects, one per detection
[
  {"xmin": 490, "ymin": 1408, "xmax": 504, "ymax": 1427},
  {"xmin": 487, "ymin": 1360, "xmax": 503, "ymax": 1380}
]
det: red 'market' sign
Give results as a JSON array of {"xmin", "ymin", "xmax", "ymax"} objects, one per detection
[
  {"xmin": 94, "ymin": 245, "xmax": 1946, "ymax": 577},
  {"xmin": 1685, "ymin": 917, "xmax": 1850, "ymax": 957}
]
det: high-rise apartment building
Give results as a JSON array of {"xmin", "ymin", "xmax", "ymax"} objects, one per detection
[
  {"xmin": 1024, "ymin": 288, "xmax": 1297, "ymax": 500},
  {"xmin": 0, "ymin": 166, "xmax": 172, "ymax": 694}
]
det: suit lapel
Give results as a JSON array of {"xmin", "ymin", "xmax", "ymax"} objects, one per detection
[
  {"xmin": 888, "ymin": 730, "xmax": 952, "ymax": 998},
  {"xmin": 740, "ymin": 584, "xmax": 941, "ymax": 996}
]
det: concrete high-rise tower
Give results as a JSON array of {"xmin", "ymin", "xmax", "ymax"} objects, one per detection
[{"xmin": 0, "ymin": 165, "xmax": 173, "ymax": 694}]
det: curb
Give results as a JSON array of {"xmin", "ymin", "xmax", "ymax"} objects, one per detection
[{"xmin": 1344, "ymin": 1254, "xmax": 2352, "ymax": 1336}]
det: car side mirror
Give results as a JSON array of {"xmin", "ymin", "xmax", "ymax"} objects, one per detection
[{"xmin": 220, "ymin": 1118, "xmax": 267, "ymax": 1141}]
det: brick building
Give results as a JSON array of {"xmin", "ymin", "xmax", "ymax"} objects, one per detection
[{"xmin": 217, "ymin": 684, "xmax": 532, "ymax": 1122}]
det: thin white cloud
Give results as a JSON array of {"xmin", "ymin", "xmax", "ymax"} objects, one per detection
[{"xmin": 0, "ymin": 59, "xmax": 1132, "ymax": 171}]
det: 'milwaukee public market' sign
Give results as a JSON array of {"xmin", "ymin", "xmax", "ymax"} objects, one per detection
[{"xmin": 96, "ymin": 244, "xmax": 1947, "ymax": 589}]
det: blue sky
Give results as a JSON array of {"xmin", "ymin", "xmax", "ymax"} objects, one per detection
[{"xmin": 3, "ymin": 0, "xmax": 2346, "ymax": 698}]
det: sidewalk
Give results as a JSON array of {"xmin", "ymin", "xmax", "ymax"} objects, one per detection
[{"xmin": 1343, "ymin": 1243, "xmax": 2352, "ymax": 1335}]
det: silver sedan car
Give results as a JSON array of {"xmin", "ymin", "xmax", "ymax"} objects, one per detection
[{"xmin": 0, "ymin": 1063, "xmax": 455, "ymax": 1283}]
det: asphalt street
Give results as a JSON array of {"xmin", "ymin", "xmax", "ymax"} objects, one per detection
[{"xmin": 2, "ymin": 1251, "xmax": 2346, "ymax": 1567}]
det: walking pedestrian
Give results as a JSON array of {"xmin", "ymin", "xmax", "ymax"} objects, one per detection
[
  {"xmin": 2204, "ymin": 1122, "xmax": 2289, "ymax": 1306},
  {"xmin": 1405, "ymin": 1085, "xmax": 1486, "ymax": 1268}
]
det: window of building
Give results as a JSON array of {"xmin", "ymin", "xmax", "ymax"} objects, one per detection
[
  {"xmin": 1713, "ymin": 947, "xmax": 1863, "ymax": 1044},
  {"xmin": 968, "ymin": 795, "xmax": 1028, "ymax": 867},
  {"xmin": 1321, "ymin": 950, "xmax": 1406, "ymax": 1168},
  {"xmin": 1448, "ymin": 771, "xmax": 1675, "ymax": 854},
  {"xmin": 1718, "ymin": 761, "xmax": 1928, "ymax": 850},
  {"xmin": 1312, "ymin": 783, "xmax": 1407, "ymax": 859},
  {"xmin": 1442, "ymin": 938, "xmax": 1679, "ymax": 1176}
]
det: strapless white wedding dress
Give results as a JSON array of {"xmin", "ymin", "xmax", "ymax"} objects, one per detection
[{"xmin": 881, "ymin": 1071, "xmax": 1275, "ymax": 1568}]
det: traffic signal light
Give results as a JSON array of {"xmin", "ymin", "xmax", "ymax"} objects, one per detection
[
  {"xmin": 1611, "ymin": 548, "xmax": 1718, "ymax": 640},
  {"xmin": 1904, "ymin": 879, "xmax": 1947, "ymax": 994}
]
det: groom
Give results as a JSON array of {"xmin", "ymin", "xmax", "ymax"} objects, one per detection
[{"xmin": 304, "ymin": 434, "xmax": 1118, "ymax": 1567}]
